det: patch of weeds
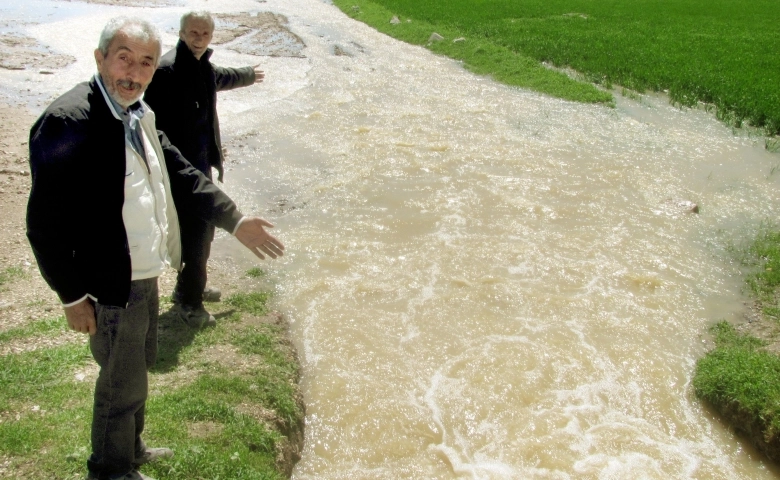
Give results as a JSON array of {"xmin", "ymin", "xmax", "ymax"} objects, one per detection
[
  {"xmin": 246, "ymin": 267, "xmax": 266, "ymax": 278},
  {"xmin": 693, "ymin": 321, "xmax": 780, "ymax": 459},
  {"xmin": 620, "ymin": 88, "xmax": 641, "ymax": 102},
  {"xmin": 767, "ymin": 138, "xmax": 780, "ymax": 153},
  {"xmin": 0, "ymin": 316, "xmax": 67, "ymax": 343},
  {"xmin": 225, "ymin": 292, "xmax": 271, "ymax": 317},
  {"xmin": 0, "ymin": 266, "xmax": 25, "ymax": 287}
]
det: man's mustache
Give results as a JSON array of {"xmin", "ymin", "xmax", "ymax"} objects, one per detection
[{"xmin": 117, "ymin": 79, "xmax": 142, "ymax": 91}]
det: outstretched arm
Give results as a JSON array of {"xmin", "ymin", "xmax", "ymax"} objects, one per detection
[
  {"xmin": 214, "ymin": 65, "xmax": 258, "ymax": 92},
  {"xmin": 234, "ymin": 217, "xmax": 285, "ymax": 260}
]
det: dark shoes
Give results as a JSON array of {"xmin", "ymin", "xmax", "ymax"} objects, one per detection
[
  {"xmin": 172, "ymin": 286, "xmax": 222, "ymax": 304},
  {"xmin": 170, "ymin": 286, "xmax": 220, "ymax": 328},
  {"xmin": 173, "ymin": 303, "xmax": 216, "ymax": 328},
  {"xmin": 85, "ymin": 447, "xmax": 172, "ymax": 480}
]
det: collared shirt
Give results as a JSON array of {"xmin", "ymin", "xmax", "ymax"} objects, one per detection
[{"xmin": 96, "ymin": 74, "xmax": 147, "ymax": 163}]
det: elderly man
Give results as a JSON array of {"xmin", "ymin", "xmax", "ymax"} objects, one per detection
[
  {"xmin": 26, "ymin": 17, "xmax": 284, "ymax": 480},
  {"xmin": 144, "ymin": 11, "xmax": 265, "ymax": 327}
]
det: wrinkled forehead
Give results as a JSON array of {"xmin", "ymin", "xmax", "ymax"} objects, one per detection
[
  {"xmin": 182, "ymin": 18, "xmax": 214, "ymax": 33},
  {"xmin": 107, "ymin": 31, "xmax": 159, "ymax": 62}
]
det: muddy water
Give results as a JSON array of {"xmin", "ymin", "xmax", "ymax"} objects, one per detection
[{"xmin": 4, "ymin": 0, "xmax": 780, "ymax": 478}]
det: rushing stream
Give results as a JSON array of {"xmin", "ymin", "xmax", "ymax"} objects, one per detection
[{"xmin": 3, "ymin": 0, "xmax": 780, "ymax": 478}]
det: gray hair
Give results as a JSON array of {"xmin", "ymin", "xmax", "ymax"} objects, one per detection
[
  {"xmin": 180, "ymin": 11, "xmax": 215, "ymax": 32},
  {"xmin": 97, "ymin": 17, "xmax": 162, "ymax": 62}
]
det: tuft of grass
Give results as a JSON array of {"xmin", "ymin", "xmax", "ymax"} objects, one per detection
[
  {"xmin": 225, "ymin": 292, "xmax": 272, "ymax": 317},
  {"xmin": 246, "ymin": 267, "xmax": 267, "ymax": 278},
  {"xmin": 0, "ymin": 266, "xmax": 25, "ymax": 287},
  {"xmin": 693, "ymin": 322, "xmax": 780, "ymax": 457},
  {"xmin": 738, "ymin": 224, "xmax": 780, "ymax": 319},
  {"xmin": 333, "ymin": 0, "xmax": 613, "ymax": 105}
]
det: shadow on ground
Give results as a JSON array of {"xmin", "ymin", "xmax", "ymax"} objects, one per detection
[{"xmin": 152, "ymin": 307, "xmax": 237, "ymax": 373}]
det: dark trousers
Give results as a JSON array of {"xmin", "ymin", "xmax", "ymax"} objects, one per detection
[
  {"xmin": 87, "ymin": 278, "xmax": 158, "ymax": 479},
  {"xmin": 175, "ymin": 215, "xmax": 215, "ymax": 307}
]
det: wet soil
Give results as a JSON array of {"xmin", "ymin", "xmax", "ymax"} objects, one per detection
[
  {"xmin": 0, "ymin": 34, "xmax": 76, "ymax": 73},
  {"xmin": 212, "ymin": 12, "xmax": 306, "ymax": 57}
]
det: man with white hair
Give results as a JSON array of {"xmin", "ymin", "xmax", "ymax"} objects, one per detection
[
  {"xmin": 26, "ymin": 17, "xmax": 284, "ymax": 480},
  {"xmin": 145, "ymin": 11, "xmax": 265, "ymax": 327}
]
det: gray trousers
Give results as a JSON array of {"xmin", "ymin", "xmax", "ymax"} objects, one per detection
[{"xmin": 87, "ymin": 278, "xmax": 158, "ymax": 479}]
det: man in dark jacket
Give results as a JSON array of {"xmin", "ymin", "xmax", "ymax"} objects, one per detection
[
  {"xmin": 144, "ymin": 11, "xmax": 265, "ymax": 327},
  {"xmin": 27, "ymin": 17, "xmax": 283, "ymax": 480}
]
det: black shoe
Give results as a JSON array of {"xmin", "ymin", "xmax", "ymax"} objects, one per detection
[
  {"xmin": 202, "ymin": 287, "xmax": 222, "ymax": 302},
  {"xmin": 172, "ymin": 287, "xmax": 221, "ymax": 304},
  {"xmin": 173, "ymin": 304, "xmax": 216, "ymax": 328}
]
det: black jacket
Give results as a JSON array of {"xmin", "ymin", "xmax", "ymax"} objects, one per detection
[
  {"xmin": 26, "ymin": 77, "xmax": 244, "ymax": 307},
  {"xmin": 144, "ymin": 40, "xmax": 255, "ymax": 182}
]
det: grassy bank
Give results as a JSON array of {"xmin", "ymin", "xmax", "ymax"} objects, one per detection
[
  {"xmin": 694, "ymin": 321, "xmax": 780, "ymax": 462},
  {"xmin": 694, "ymin": 226, "xmax": 780, "ymax": 462},
  {"xmin": 0, "ymin": 281, "xmax": 304, "ymax": 479},
  {"xmin": 334, "ymin": 0, "xmax": 780, "ymax": 135}
]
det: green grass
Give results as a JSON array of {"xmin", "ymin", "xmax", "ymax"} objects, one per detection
[
  {"xmin": 736, "ymin": 224, "xmax": 780, "ymax": 319},
  {"xmin": 694, "ymin": 224, "xmax": 780, "ymax": 460},
  {"xmin": 0, "ymin": 316, "xmax": 68, "ymax": 343},
  {"xmin": 694, "ymin": 322, "xmax": 780, "ymax": 450},
  {"xmin": 0, "ymin": 266, "xmax": 25, "ymax": 287},
  {"xmin": 0, "ymin": 291, "xmax": 301, "ymax": 479},
  {"xmin": 0, "ymin": 342, "xmax": 94, "ymax": 475},
  {"xmin": 334, "ymin": 0, "xmax": 612, "ymax": 105},
  {"xmin": 334, "ymin": 0, "xmax": 780, "ymax": 134},
  {"xmin": 143, "ymin": 376, "xmax": 286, "ymax": 480},
  {"xmin": 225, "ymin": 292, "xmax": 272, "ymax": 317},
  {"xmin": 247, "ymin": 267, "xmax": 267, "ymax": 278}
]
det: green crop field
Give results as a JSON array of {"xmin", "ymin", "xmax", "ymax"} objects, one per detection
[{"xmin": 336, "ymin": 0, "xmax": 780, "ymax": 135}]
